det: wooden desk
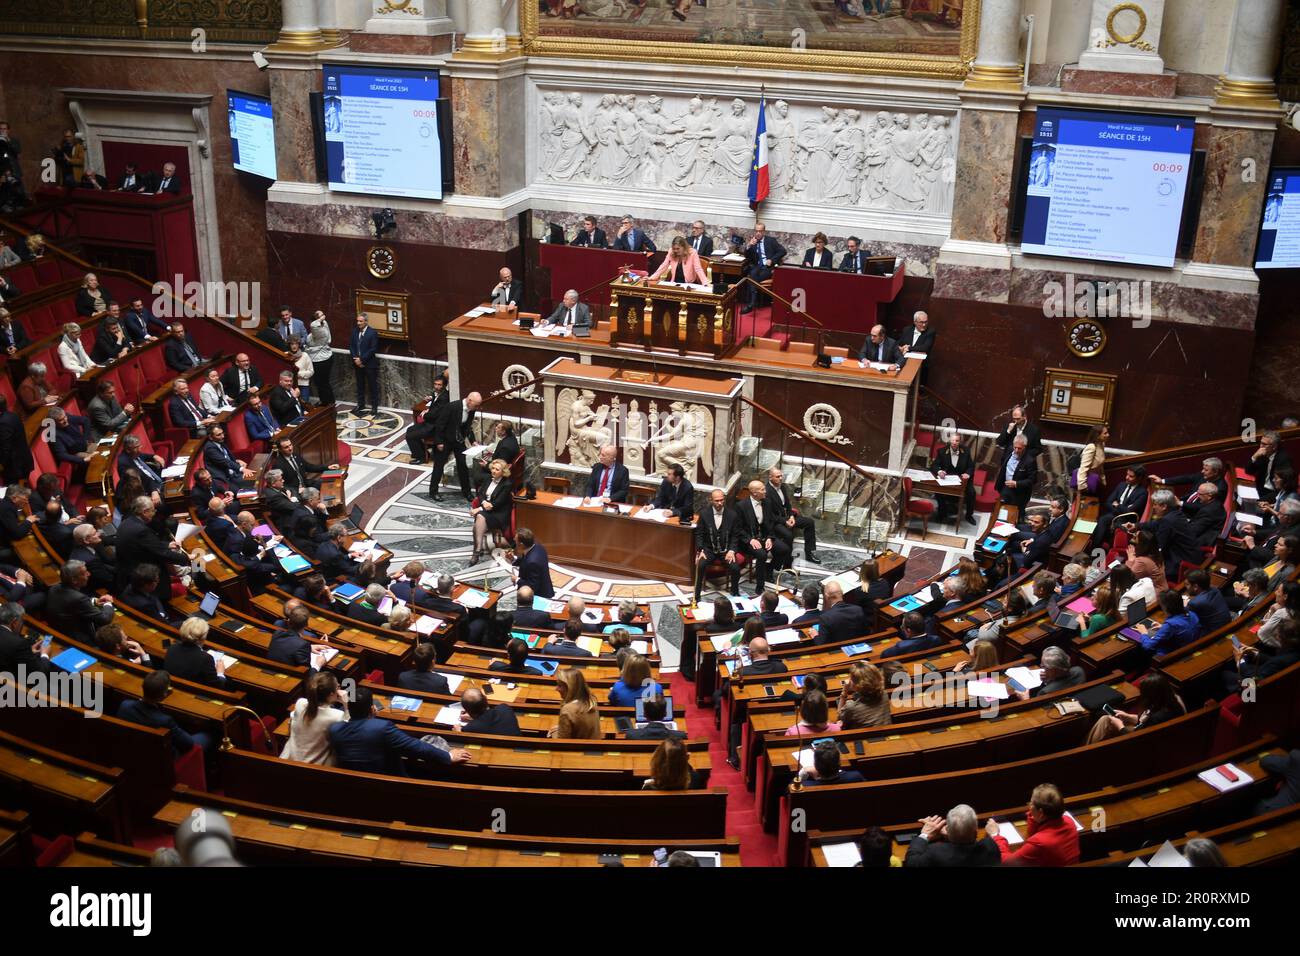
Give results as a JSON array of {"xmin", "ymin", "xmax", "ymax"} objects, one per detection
[
  {"xmin": 770, "ymin": 262, "xmax": 906, "ymax": 338},
  {"xmin": 515, "ymin": 490, "xmax": 695, "ymax": 584}
]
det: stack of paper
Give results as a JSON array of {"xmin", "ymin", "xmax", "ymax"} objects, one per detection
[
  {"xmin": 1072, "ymin": 518, "xmax": 1098, "ymax": 535},
  {"xmin": 989, "ymin": 521, "xmax": 1018, "ymax": 537},
  {"xmin": 410, "ymin": 615, "xmax": 440, "ymax": 635},
  {"xmin": 903, "ymin": 468, "xmax": 933, "ymax": 482},
  {"xmin": 1236, "ymin": 512, "xmax": 1264, "ymax": 527},
  {"xmin": 994, "ymin": 821, "xmax": 1023, "ymax": 845},
  {"xmin": 729, "ymin": 595, "xmax": 759, "ymax": 614},
  {"xmin": 966, "ymin": 679, "xmax": 1009, "ymax": 700},
  {"xmin": 160, "ymin": 464, "xmax": 187, "ymax": 479},
  {"xmin": 553, "ymin": 496, "xmax": 584, "ymax": 509},
  {"xmin": 461, "ymin": 444, "xmax": 490, "ymax": 461},
  {"xmin": 687, "ymin": 602, "xmax": 714, "ymax": 622},
  {"xmin": 792, "ymin": 749, "xmax": 816, "ymax": 771},
  {"xmin": 820, "ymin": 842, "xmax": 863, "ymax": 867},
  {"xmin": 633, "ymin": 507, "xmax": 668, "ymax": 522},
  {"xmin": 1236, "ymin": 485, "xmax": 1259, "ymax": 502},
  {"xmin": 576, "ymin": 636, "xmax": 605, "ymax": 656},
  {"xmin": 1004, "ymin": 666, "xmax": 1043, "ymax": 690},
  {"xmin": 207, "ymin": 650, "xmax": 239, "ymax": 671},
  {"xmin": 459, "ymin": 588, "xmax": 491, "ymax": 609},
  {"xmin": 935, "ymin": 474, "xmax": 963, "ymax": 487},
  {"xmin": 765, "ymin": 629, "xmax": 802, "ymax": 646},
  {"xmin": 311, "ymin": 646, "xmax": 339, "ymax": 665},
  {"xmin": 437, "ymin": 673, "xmax": 464, "ymax": 693},
  {"xmin": 433, "ymin": 704, "xmax": 464, "ymax": 726},
  {"xmin": 387, "ymin": 696, "xmax": 423, "ymax": 712},
  {"xmin": 1197, "ymin": 763, "xmax": 1252, "ymax": 793},
  {"xmin": 467, "ymin": 306, "xmax": 494, "ymax": 317}
]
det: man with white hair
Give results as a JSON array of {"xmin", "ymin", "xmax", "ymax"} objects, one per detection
[
  {"xmin": 545, "ymin": 289, "xmax": 591, "ymax": 331},
  {"xmin": 1015, "ymin": 645, "xmax": 1085, "ymax": 700},
  {"xmin": 1183, "ymin": 481, "xmax": 1228, "ymax": 547},
  {"xmin": 429, "ymin": 390, "xmax": 481, "ymax": 501},
  {"xmin": 735, "ymin": 479, "xmax": 788, "ymax": 592},
  {"xmin": 1149, "ymin": 457, "xmax": 1228, "ymax": 501},
  {"xmin": 905, "ymin": 803, "xmax": 1001, "ymax": 867},
  {"xmin": 995, "ymin": 432, "xmax": 1037, "ymax": 510},
  {"xmin": 897, "ymin": 310, "xmax": 935, "ymax": 357},
  {"xmin": 489, "ymin": 267, "xmax": 522, "ymax": 308},
  {"xmin": 585, "ymin": 444, "xmax": 629, "ymax": 504}
]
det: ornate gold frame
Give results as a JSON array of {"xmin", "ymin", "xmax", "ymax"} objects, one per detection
[{"xmin": 521, "ymin": 0, "xmax": 980, "ymax": 80}]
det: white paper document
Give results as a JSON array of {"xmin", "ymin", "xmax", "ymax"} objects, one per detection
[
  {"xmin": 990, "ymin": 521, "xmax": 1019, "ymax": 537},
  {"xmin": 1005, "ymin": 666, "xmax": 1043, "ymax": 690},
  {"xmin": 966, "ymin": 680, "xmax": 1009, "ymax": 700},
  {"xmin": 634, "ymin": 506, "xmax": 670, "ymax": 522},
  {"xmin": 436, "ymin": 673, "xmax": 464, "ymax": 694},
  {"xmin": 820, "ymin": 842, "xmax": 863, "ymax": 867},
  {"xmin": 995, "ymin": 821, "xmax": 1023, "ymax": 845},
  {"xmin": 434, "ymin": 704, "xmax": 464, "ymax": 726},
  {"xmin": 553, "ymin": 496, "xmax": 585, "ymax": 509},
  {"xmin": 765, "ymin": 628, "xmax": 802, "ymax": 646}
]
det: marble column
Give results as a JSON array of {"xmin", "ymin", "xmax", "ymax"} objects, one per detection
[
  {"xmin": 275, "ymin": 0, "xmax": 324, "ymax": 49},
  {"xmin": 1216, "ymin": 0, "xmax": 1288, "ymax": 107},
  {"xmin": 448, "ymin": 0, "xmax": 469, "ymax": 33},
  {"xmin": 964, "ymin": 0, "xmax": 1024, "ymax": 91},
  {"xmin": 461, "ymin": 0, "xmax": 507, "ymax": 55},
  {"xmin": 317, "ymin": 0, "xmax": 368, "ymax": 46},
  {"xmin": 268, "ymin": 60, "xmax": 322, "ymax": 185}
]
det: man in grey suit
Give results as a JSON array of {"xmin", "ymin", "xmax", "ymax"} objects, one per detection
[
  {"xmin": 545, "ymin": 289, "xmax": 591, "ymax": 331},
  {"xmin": 86, "ymin": 379, "xmax": 133, "ymax": 442}
]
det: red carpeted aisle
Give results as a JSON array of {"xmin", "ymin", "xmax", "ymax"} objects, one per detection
[{"xmin": 669, "ymin": 672, "xmax": 780, "ymax": 867}]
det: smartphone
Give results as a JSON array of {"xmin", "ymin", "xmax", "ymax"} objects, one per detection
[
  {"xmin": 482, "ymin": 684, "xmax": 494, "ymax": 695},
  {"xmin": 1101, "ymin": 703, "xmax": 1116, "ymax": 717},
  {"xmin": 1006, "ymin": 678, "xmax": 1025, "ymax": 694},
  {"xmin": 39, "ymin": 634, "xmax": 53, "ymax": 652},
  {"xmin": 922, "ymin": 661, "xmax": 940, "ymax": 674},
  {"xmin": 853, "ymin": 740, "xmax": 865, "ymax": 755},
  {"xmin": 763, "ymin": 686, "xmax": 776, "ymax": 697},
  {"xmin": 1229, "ymin": 636, "xmax": 1243, "ymax": 651}
]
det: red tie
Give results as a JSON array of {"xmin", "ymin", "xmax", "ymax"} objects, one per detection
[{"xmin": 599, "ymin": 467, "xmax": 611, "ymax": 496}]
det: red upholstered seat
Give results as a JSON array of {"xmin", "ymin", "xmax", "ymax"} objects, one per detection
[
  {"xmin": 33, "ymin": 258, "xmax": 63, "ymax": 286},
  {"xmin": 173, "ymin": 742, "xmax": 208, "ymax": 791},
  {"xmin": 225, "ymin": 410, "xmax": 255, "ymax": 460},
  {"xmin": 335, "ymin": 439, "xmax": 352, "ymax": 468},
  {"xmin": 901, "ymin": 476, "xmax": 936, "ymax": 540}
]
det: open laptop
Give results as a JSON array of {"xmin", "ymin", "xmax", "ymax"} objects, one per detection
[
  {"xmin": 340, "ymin": 504, "xmax": 364, "ymax": 534},
  {"xmin": 1119, "ymin": 600, "xmax": 1155, "ymax": 641},
  {"xmin": 634, "ymin": 694, "xmax": 674, "ymax": 725},
  {"xmin": 194, "ymin": 591, "xmax": 221, "ymax": 621},
  {"xmin": 1046, "ymin": 598, "xmax": 1080, "ymax": 630}
]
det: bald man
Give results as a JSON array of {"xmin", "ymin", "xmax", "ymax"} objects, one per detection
[
  {"xmin": 858, "ymin": 324, "xmax": 902, "ymax": 368},
  {"xmin": 430, "ymin": 390, "xmax": 482, "ymax": 501},
  {"xmin": 814, "ymin": 580, "xmax": 865, "ymax": 645},
  {"xmin": 735, "ymin": 479, "xmax": 790, "ymax": 591},
  {"xmin": 585, "ymin": 444, "xmax": 629, "ymax": 503}
]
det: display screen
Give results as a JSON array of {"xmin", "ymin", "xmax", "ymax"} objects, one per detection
[
  {"xmin": 1020, "ymin": 107, "xmax": 1195, "ymax": 267},
  {"xmin": 321, "ymin": 64, "xmax": 443, "ymax": 201},
  {"xmin": 228, "ymin": 90, "xmax": 277, "ymax": 181},
  {"xmin": 1254, "ymin": 167, "xmax": 1300, "ymax": 269}
]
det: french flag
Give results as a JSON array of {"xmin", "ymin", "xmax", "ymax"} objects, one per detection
[{"xmin": 748, "ymin": 94, "xmax": 770, "ymax": 210}]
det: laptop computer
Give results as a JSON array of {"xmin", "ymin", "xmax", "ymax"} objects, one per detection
[
  {"xmin": 635, "ymin": 694, "xmax": 673, "ymax": 723},
  {"xmin": 1118, "ymin": 600, "xmax": 1155, "ymax": 641},
  {"xmin": 340, "ymin": 504, "xmax": 364, "ymax": 534},
  {"xmin": 1048, "ymin": 601, "xmax": 1080, "ymax": 630},
  {"xmin": 195, "ymin": 591, "xmax": 221, "ymax": 621}
]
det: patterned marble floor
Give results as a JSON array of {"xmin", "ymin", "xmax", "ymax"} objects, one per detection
[{"xmin": 336, "ymin": 401, "xmax": 993, "ymax": 668}]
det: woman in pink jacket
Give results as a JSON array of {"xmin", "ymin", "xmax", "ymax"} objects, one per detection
[{"xmin": 650, "ymin": 235, "xmax": 709, "ymax": 285}]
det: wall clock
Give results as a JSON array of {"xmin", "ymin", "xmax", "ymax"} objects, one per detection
[
  {"xmin": 366, "ymin": 245, "xmax": 396, "ymax": 279},
  {"xmin": 1067, "ymin": 317, "xmax": 1107, "ymax": 358}
]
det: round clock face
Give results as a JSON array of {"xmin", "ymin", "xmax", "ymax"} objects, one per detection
[
  {"xmin": 367, "ymin": 245, "xmax": 396, "ymax": 279},
  {"xmin": 1067, "ymin": 318, "xmax": 1107, "ymax": 358}
]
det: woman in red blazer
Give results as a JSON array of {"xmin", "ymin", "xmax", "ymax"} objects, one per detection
[
  {"xmin": 650, "ymin": 236, "xmax": 709, "ymax": 285},
  {"xmin": 988, "ymin": 783, "xmax": 1081, "ymax": 866}
]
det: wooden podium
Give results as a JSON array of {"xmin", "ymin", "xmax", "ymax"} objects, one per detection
[{"xmin": 608, "ymin": 275, "xmax": 741, "ymax": 358}]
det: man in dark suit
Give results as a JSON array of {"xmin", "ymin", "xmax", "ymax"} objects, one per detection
[
  {"xmin": 757, "ymin": 589, "xmax": 789, "ymax": 630},
  {"xmin": 346, "ymin": 585, "xmax": 390, "ymax": 627},
  {"xmin": 153, "ymin": 163, "xmax": 183, "ymax": 195},
  {"xmin": 460, "ymin": 688, "xmax": 522, "ymax": 737},
  {"xmin": 694, "ymin": 488, "xmax": 740, "ymax": 602},
  {"xmin": 163, "ymin": 322, "xmax": 203, "ymax": 372},
  {"xmin": 221, "ymin": 353, "xmax": 264, "ymax": 403},
  {"xmin": 995, "ymin": 433, "xmax": 1038, "ymax": 511},
  {"xmin": 814, "ymin": 581, "xmax": 865, "ymax": 645},
  {"xmin": 838, "ymin": 236, "xmax": 868, "ymax": 273},
  {"xmin": 117, "ymin": 435, "xmax": 167, "ymax": 496},
  {"xmin": 119, "ymin": 564, "xmax": 178, "ymax": 624},
  {"xmin": 765, "ymin": 465, "xmax": 818, "ymax": 563},
  {"xmin": 571, "ymin": 215, "xmax": 607, "ymax": 248},
  {"xmin": 0, "ymin": 396, "xmax": 31, "ymax": 493},
  {"xmin": 86, "ymin": 380, "xmax": 131, "ymax": 442},
  {"xmin": 46, "ymin": 560, "xmax": 115, "ymax": 641},
  {"xmin": 489, "ymin": 267, "xmax": 524, "ymax": 308},
  {"xmin": 1183, "ymin": 569, "xmax": 1231, "ymax": 634},
  {"xmin": 857, "ymin": 324, "xmax": 902, "ymax": 367},
  {"xmin": 167, "ymin": 378, "xmax": 215, "ymax": 438},
  {"xmin": 223, "ymin": 511, "xmax": 282, "ymax": 588},
  {"xmin": 739, "ymin": 223, "xmax": 785, "ymax": 313},
  {"xmin": 268, "ymin": 371, "xmax": 308, "ymax": 425},
  {"xmin": 1021, "ymin": 646, "xmax": 1086, "ymax": 699},
  {"xmin": 117, "ymin": 162, "xmax": 144, "ymax": 192},
  {"xmin": 1091, "ymin": 465, "xmax": 1148, "ymax": 550},
  {"xmin": 315, "ymin": 523, "xmax": 361, "ymax": 581},
  {"xmin": 613, "ymin": 215, "xmax": 656, "ymax": 254},
  {"xmin": 271, "ymin": 436, "xmax": 326, "ymax": 495},
  {"xmin": 510, "ymin": 585, "xmax": 555, "ymax": 630},
  {"xmin": 651, "ymin": 464, "xmax": 695, "ymax": 521},
  {"xmin": 585, "ymin": 444, "xmax": 629, "ymax": 503},
  {"xmin": 994, "ymin": 405, "xmax": 1043, "ymax": 459},
  {"xmin": 904, "ymin": 805, "xmax": 1001, "ymax": 867},
  {"xmin": 118, "ymin": 672, "xmax": 214, "ymax": 756},
  {"xmin": 243, "ymin": 394, "xmax": 280, "ymax": 447},
  {"xmin": 403, "ymin": 376, "xmax": 450, "ymax": 464},
  {"xmin": 0, "ymin": 603, "xmax": 47, "ymax": 678},
  {"xmin": 625, "ymin": 694, "xmax": 686, "ymax": 740},
  {"xmin": 260, "ymin": 469, "xmax": 300, "ymax": 528},
  {"xmin": 429, "ymin": 391, "xmax": 481, "ymax": 501},
  {"xmin": 1149, "ymin": 458, "xmax": 1229, "ymax": 502},
  {"xmin": 738, "ymin": 636, "xmax": 788, "ymax": 678},
  {"xmin": 329, "ymin": 687, "xmax": 471, "ymax": 775},
  {"xmin": 46, "ymin": 407, "xmax": 90, "ymax": 473},
  {"xmin": 1008, "ymin": 509, "xmax": 1054, "ymax": 571},
  {"xmin": 545, "ymin": 289, "xmax": 592, "ymax": 331},
  {"xmin": 687, "ymin": 220, "xmax": 713, "ymax": 257},
  {"xmin": 790, "ymin": 584, "xmax": 822, "ymax": 627},
  {"xmin": 1128, "ymin": 489, "xmax": 1200, "ymax": 581},
  {"xmin": 396, "ymin": 642, "xmax": 451, "ymax": 695},
  {"xmin": 513, "ymin": 528, "xmax": 554, "ymax": 599},
  {"xmin": 929, "ymin": 432, "xmax": 976, "ymax": 525},
  {"xmin": 68, "ymin": 522, "xmax": 113, "ymax": 591},
  {"xmin": 124, "ymin": 297, "xmax": 167, "ymax": 343},
  {"xmin": 1246, "ymin": 432, "xmax": 1293, "ymax": 503},
  {"xmin": 188, "ymin": 471, "xmax": 223, "ymax": 522},
  {"xmin": 1183, "ymin": 482, "xmax": 1228, "ymax": 547},
  {"xmin": 735, "ymin": 480, "xmax": 790, "ymax": 591},
  {"xmin": 897, "ymin": 310, "xmax": 935, "ymax": 357},
  {"xmin": 1255, "ymin": 746, "xmax": 1300, "ymax": 815},
  {"xmin": 545, "ymin": 618, "xmax": 593, "ymax": 657},
  {"xmin": 881, "ymin": 611, "xmax": 942, "ymax": 659},
  {"xmin": 349, "ymin": 313, "xmax": 380, "ymax": 414}
]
